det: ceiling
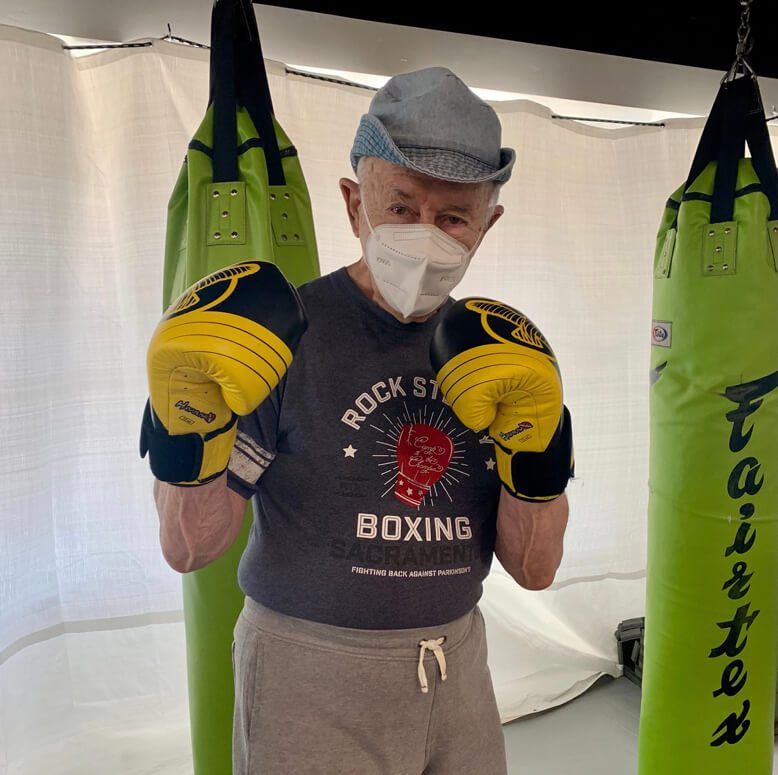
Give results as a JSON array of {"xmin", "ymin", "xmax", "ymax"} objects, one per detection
[
  {"xmin": 259, "ymin": 1, "xmax": 778, "ymax": 79},
  {"xmin": 2, "ymin": 1, "xmax": 777, "ymax": 119}
]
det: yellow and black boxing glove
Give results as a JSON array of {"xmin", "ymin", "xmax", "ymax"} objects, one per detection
[
  {"xmin": 431, "ymin": 298, "xmax": 574, "ymax": 502},
  {"xmin": 140, "ymin": 260, "xmax": 307, "ymax": 486}
]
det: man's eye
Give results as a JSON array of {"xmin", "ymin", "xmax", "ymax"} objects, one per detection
[
  {"xmin": 390, "ymin": 206, "xmax": 408, "ymax": 215},
  {"xmin": 445, "ymin": 216, "xmax": 464, "ymax": 225}
]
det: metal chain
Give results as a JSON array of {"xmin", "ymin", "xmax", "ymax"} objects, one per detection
[
  {"xmin": 735, "ymin": 0, "xmax": 754, "ymax": 61},
  {"xmin": 723, "ymin": 0, "xmax": 756, "ymax": 82}
]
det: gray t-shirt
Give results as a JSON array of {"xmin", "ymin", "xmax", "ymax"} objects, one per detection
[{"xmin": 226, "ymin": 267, "xmax": 501, "ymax": 629}]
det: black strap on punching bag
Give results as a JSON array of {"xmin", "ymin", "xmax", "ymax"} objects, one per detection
[
  {"xmin": 208, "ymin": 0, "xmax": 285, "ymax": 186},
  {"xmin": 743, "ymin": 81, "xmax": 778, "ymax": 221},
  {"xmin": 209, "ymin": 0, "xmax": 238, "ymax": 183},
  {"xmin": 675, "ymin": 74, "xmax": 778, "ymax": 227}
]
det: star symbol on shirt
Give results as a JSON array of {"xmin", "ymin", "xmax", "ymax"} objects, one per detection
[
  {"xmin": 485, "ymin": 458, "xmax": 496, "ymax": 471},
  {"xmin": 343, "ymin": 445, "xmax": 357, "ymax": 458}
]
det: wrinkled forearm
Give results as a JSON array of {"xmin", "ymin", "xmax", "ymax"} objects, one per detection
[
  {"xmin": 494, "ymin": 489, "xmax": 569, "ymax": 590},
  {"xmin": 153, "ymin": 471, "xmax": 248, "ymax": 573}
]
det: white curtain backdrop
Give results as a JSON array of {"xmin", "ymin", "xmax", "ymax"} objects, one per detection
[{"xmin": 0, "ymin": 23, "xmax": 758, "ymax": 775}]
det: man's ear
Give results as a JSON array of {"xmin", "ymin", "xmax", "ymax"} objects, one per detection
[
  {"xmin": 486, "ymin": 204, "xmax": 504, "ymax": 232},
  {"xmin": 340, "ymin": 178, "xmax": 362, "ymax": 238}
]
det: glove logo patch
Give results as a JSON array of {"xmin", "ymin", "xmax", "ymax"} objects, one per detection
[
  {"xmin": 465, "ymin": 299, "xmax": 553, "ymax": 356},
  {"xmin": 498, "ymin": 421, "xmax": 534, "ymax": 442},
  {"xmin": 394, "ymin": 423, "xmax": 454, "ymax": 507},
  {"xmin": 175, "ymin": 399, "xmax": 217, "ymax": 424}
]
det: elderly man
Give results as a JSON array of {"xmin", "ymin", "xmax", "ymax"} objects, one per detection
[{"xmin": 150, "ymin": 66, "xmax": 572, "ymax": 775}]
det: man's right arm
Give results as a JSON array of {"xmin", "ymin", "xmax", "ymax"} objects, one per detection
[
  {"xmin": 154, "ymin": 472, "xmax": 249, "ymax": 573},
  {"xmin": 142, "ymin": 261, "xmax": 299, "ymax": 572}
]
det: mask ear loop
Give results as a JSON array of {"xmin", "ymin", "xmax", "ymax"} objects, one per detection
[
  {"xmin": 459, "ymin": 221, "xmax": 487, "ymax": 263},
  {"xmin": 464, "ymin": 193, "xmax": 503, "ymax": 257},
  {"xmin": 360, "ymin": 199, "xmax": 376, "ymax": 235}
]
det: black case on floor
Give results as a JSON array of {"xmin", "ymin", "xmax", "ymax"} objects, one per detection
[{"xmin": 615, "ymin": 617, "xmax": 778, "ymax": 735}]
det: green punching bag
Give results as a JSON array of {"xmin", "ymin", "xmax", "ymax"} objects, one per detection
[
  {"xmin": 161, "ymin": 2, "xmax": 320, "ymax": 772},
  {"xmin": 640, "ymin": 73, "xmax": 778, "ymax": 773}
]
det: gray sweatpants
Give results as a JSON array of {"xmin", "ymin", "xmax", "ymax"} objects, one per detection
[{"xmin": 231, "ymin": 596, "xmax": 508, "ymax": 775}]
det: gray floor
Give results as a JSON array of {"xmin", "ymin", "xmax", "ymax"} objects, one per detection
[{"xmin": 503, "ymin": 676, "xmax": 776, "ymax": 774}]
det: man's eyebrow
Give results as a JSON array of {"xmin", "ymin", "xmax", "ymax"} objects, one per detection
[
  {"xmin": 389, "ymin": 188, "xmax": 415, "ymax": 201},
  {"xmin": 442, "ymin": 203, "xmax": 474, "ymax": 216},
  {"xmin": 389, "ymin": 188, "xmax": 474, "ymax": 215}
]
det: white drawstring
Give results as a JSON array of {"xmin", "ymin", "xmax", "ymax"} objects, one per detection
[{"xmin": 417, "ymin": 637, "xmax": 447, "ymax": 693}]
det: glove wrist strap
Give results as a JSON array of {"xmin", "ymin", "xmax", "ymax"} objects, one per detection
[
  {"xmin": 139, "ymin": 399, "xmax": 237, "ymax": 485},
  {"xmin": 498, "ymin": 405, "xmax": 575, "ymax": 503}
]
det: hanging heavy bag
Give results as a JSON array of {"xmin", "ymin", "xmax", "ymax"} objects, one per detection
[
  {"xmin": 639, "ymin": 73, "xmax": 778, "ymax": 775},
  {"xmin": 157, "ymin": 1, "xmax": 321, "ymax": 772}
]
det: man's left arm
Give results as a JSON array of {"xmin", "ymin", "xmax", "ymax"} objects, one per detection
[
  {"xmin": 429, "ymin": 297, "xmax": 574, "ymax": 590},
  {"xmin": 494, "ymin": 490, "xmax": 569, "ymax": 590}
]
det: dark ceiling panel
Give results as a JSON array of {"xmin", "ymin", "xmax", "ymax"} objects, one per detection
[{"xmin": 255, "ymin": 2, "xmax": 778, "ymax": 80}]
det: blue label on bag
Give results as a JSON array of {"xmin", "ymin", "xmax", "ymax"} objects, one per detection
[{"xmin": 652, "ymin": 320, "xmax": 672, "ymax": 348}]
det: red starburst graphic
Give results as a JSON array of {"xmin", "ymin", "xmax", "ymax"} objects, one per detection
[{"xmin": 371, "ymin": 403, "xmax": 471, "ymax": 506}]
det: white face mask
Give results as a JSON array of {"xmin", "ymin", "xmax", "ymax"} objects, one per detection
[{"xmin": 362, "ymin": 207, "xmax": 481, "ymax": 319}]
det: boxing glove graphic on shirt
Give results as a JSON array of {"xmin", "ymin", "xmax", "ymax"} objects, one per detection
[{"xmin": 394, "ymin": 423, "xmax": 454, "ymax": 506}]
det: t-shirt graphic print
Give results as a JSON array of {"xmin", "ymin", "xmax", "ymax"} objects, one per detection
[{"xmin": 228, "ymin": 267, "xmax": 501, "ymax": 629}]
